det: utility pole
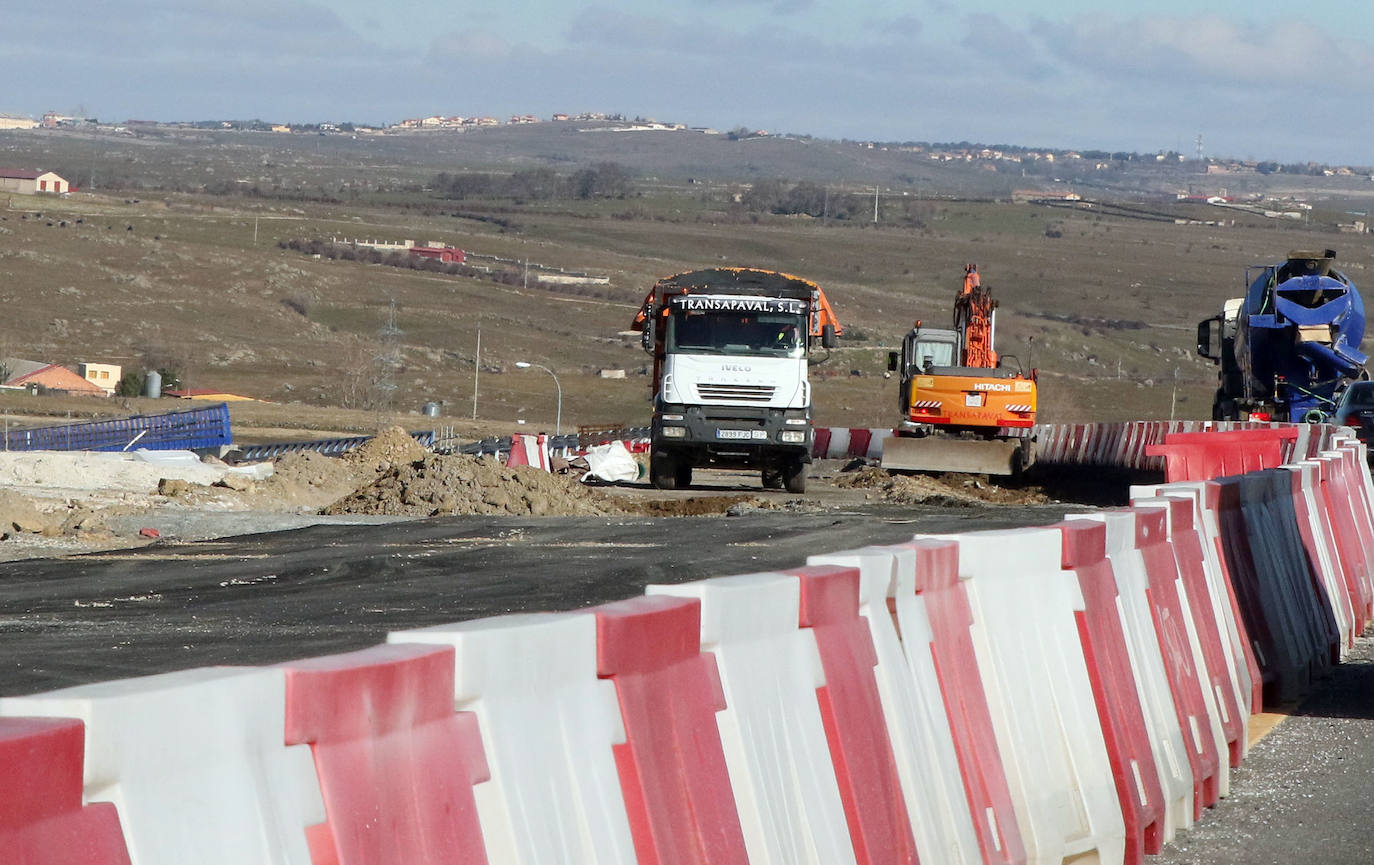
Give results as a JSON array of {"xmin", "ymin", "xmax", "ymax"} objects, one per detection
[
  {"xmin": 873, "ymin": 185, "xmax": 879, "ymax": 224},
  {"xmin": 472, "ymin": 321, "xmax": 481, "ymax": 420}
]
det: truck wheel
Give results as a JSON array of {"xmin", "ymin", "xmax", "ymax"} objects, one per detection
[
  {"xmin": 675, "ymin": 463, "xmax": 692, "ymax": 489},
  {"xmin": 650, "ymin": 453, "xmax": 679, "ymax": 490},
  {"xmin": 761, "ymin": 468, "xmax": 783, "ymax": 489},
  {"xmin": 782, "ymin": 459, "xmax": 807, "ymax": 494}
]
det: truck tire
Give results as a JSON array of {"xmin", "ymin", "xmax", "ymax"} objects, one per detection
[
  {"xmin": 782, "ymin": 459, "xmax": 807, "ymax": 494},
  {"xmin": 650, "ymin": 452, "xmax": 679, "ymax": 490},
  {"xmin": 761, "ymin": 467, "xmax": 783, "ymax": 489},
  {"xmin": 675, "ymin": 463, "xmax": 692, "ymax": 489}
]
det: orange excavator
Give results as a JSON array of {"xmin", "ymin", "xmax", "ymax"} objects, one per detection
[{"xmin": 882, "ymin": 265, "xmax": 1038, "ymax": 475}]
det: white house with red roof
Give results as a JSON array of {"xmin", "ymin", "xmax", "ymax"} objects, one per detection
[{"xmin": 0, "ymin": 168, "xmax": 69, "ymax": 195}]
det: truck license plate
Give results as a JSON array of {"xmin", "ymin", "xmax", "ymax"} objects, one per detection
[
  {"xmin": 716, "ymin": 428, "xmax": 763, "ymax": 440},
  {"xmin": 965, "ymin": 393, "xmax": 984, "ymax": 407}
]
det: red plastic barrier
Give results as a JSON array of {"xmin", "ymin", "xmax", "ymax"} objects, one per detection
[
  {"xmin": 0, "ymin": 717, "xmax": 131, "ymax": 865},
  {"xmin": 1332, "ymin": 445, "xmax": 1374, "ymax": 596},
  {"xmin": 1147, "ymin": 428, "xmax": 1298, "ymax": 482},
  {"xmin": 1155, "ymin": 497, "xmax": 1246, "ymax": 768},
  {"xmin": 1132, "ymin": 506, "xmax": 1221, "ymax": 815},
  {"xmin": 592, "ymin": 595, "xmax": 749, "ymax": 865},
  {"xmin": 783, "ymin": 564, "xmax": 918, "ymax": 865},
  {"xmin": 906, "ymin": 539, "xmax": 1027, "ymax": 865},
  {"xmin": 281, "ymin": 643, "xmax": 491, "ymax": 865},
  {"xmin": 1056, "ymin": 521, "xmax": 1163, "ymax": 865},
  {"xmin": 847, "ymin": 429, "xmax": 874, "ymax": 460},
  {"xmin": 813, "ymin": 427, "xmax": 832, "ymax": 459},
  {"xmin": 1315, "ymin": 456, "xmax": 1373, "ymax": 628}
]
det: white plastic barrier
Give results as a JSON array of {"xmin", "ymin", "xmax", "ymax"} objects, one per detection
[
  {"xmin": 0, "ymin": 667, "xmax": 325, "ymax": 865},
  {"xmin": 388, "ymin": 613, "xmax": 636, "ymax": 865},
  {"xmin": 648, "ymin": 573, "xmax": 859, "ymax": 865},
  {"xmin": 1065, "ymin": 511, "xmax": 1195, "ymax": 839},
  {"xmin": 1126, "ymin": 498, "xmax": 1235, "ymax": 798},
  {"xmin": 1132, "ymin": 480, "xmax": 1258, "ymax": 723},
  {"xmin": 808, "ymin": 546, "xmax": 983, "ymax": 865},
  {"xmin": 1285, "ymin": 462, "xmax": 1355, "ymax": 656},
  {"xmin": 915, "ymin": 527, "xmax": 1126, "ymax": 865}
]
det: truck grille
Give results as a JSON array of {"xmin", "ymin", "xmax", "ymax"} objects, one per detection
[{"xmin": 697, "ymin": 383, "xmax": 776, "ymax": 402}]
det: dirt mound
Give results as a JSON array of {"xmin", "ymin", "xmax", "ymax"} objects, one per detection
[
  {"xmin": 345, "ymin": 426, "xmax": 428, "ymax": 474},
  {"xmin": 323, "ymin": 453, "xmax": 622, "ymax": 517},
  {"xmin": 0, "ymin": 490, "xmax": 61, "ymax": 535},
  {"xmin": 252, "ymin": 450, "xmax": 368, "ymax": 510},
  {"xmin": 836, "ymin": 465, "xmax": 1048, "ymax": 506}
]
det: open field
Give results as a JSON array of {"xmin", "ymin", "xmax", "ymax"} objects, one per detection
[{"xmin": 2, "ymin": 125, "xmax": 1374, "ymax": 436}]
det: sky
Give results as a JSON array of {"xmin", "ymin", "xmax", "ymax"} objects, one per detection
[{"xmin": 5, "ymin": 1, "xmax": 1374, "ymax": 165}]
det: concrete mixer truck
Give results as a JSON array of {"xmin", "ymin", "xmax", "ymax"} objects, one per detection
[{"xmin": 1197, "ymin": 249, "xmax": 1368, "ymax": 422}]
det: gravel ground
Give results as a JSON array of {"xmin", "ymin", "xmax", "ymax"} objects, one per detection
[{"xmin": 1152, "ymin": 629, "xmax": 1374, "ymax": 865}]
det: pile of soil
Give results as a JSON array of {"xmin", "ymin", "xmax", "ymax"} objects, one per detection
[
  {"xmin": 239, "ymin": 427, "xmax": 431, "ymax": 512},
  {"xmin": 247, "ymin": 450, "xmax": 367, "ymax": 511},
  {"xmin": 835, "ymin": 465, "xmax": 1048, "ymax": 506},
  {"xmin": 343, "ymin": 426, "xmax": 428, "ymax": 474},
  {"xmin": 323, "ymin": 453, "xmax": 622, "ymax": 517}
]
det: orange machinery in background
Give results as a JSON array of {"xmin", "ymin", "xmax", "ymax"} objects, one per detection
[{"xmin": 882, "ymin": 265, "xmax": 1038, "ymax": 475}]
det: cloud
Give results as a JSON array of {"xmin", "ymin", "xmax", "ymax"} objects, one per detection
[
  {"xmin": 1031, "ymin": 14, "xmax": 1374, "ymax": 93},
  {"xmin": 3, "ymin": 3, "xmax": 1373, "ymax": 161}
]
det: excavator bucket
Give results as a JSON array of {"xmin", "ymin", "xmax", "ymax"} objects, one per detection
[{"xmin": 880, "ymin": 435, "xmax": 1025, "ymax": 476}]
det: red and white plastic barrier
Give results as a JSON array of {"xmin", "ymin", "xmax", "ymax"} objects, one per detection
[
  {"xmin": 646, "ymin": 573, "xmax": 861, "ymax": 865},
  {"xmin": 0, "ymin": 717, "xmax": 131, "ymax": 865},
  {"xmin": 915, "ymin": 527, "xmax": 1126, "ymax": 865},
  {"xmin": 5, "ymin": 419, "xmax": 1374, "ymax": 865},
  {"xmin": 280, "ymin": 643, "xmax": 491, "ymax": 865},
  {"xmin": 0, "ymin": 667, "xmax": 326, "ymax": 865},
  {"xmin": 807, "ymin": 545, "xmax": 985, "ymax": 865},
  {"xmin": 386, "ymin": 614, "xmax": 638, "ymax": 865},
  {"xmin": 503, "ymin": 434, "xmax": 551, "ymax": 471}
]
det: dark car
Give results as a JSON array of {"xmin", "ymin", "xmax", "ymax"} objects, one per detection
[{"xmin": 1333, "ymin": 380, "xmax": 1374, "ymax": 452}]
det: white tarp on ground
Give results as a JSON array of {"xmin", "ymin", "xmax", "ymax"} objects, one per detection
[{"xmin": 580, "ymin": 440, "xmax": 641, "ymax": 484}]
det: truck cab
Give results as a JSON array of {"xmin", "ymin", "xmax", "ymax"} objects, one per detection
[{"xmin": 634, "ymin": 269, "xmax": 839, "ymax": 492}]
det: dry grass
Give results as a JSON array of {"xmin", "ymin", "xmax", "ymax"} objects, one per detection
[{"xmin": 2, "ymin": 129, "xmax": 1373, "ymax": 437}]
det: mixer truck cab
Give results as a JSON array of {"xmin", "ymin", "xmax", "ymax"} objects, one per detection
[{"xmin": 632, "ymin": 268, "xmax": 840, "ymax": 493}]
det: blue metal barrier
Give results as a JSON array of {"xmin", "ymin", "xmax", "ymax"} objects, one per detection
[{"xmin": 3, "ymin": 404, "xmax": 233, "ymax": 452}]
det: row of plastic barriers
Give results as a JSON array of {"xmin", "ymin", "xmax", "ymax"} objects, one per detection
[{"xmin": 3, "ymin": 423, "xmax": 1371, "ymax": 865}]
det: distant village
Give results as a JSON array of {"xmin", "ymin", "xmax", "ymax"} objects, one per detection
[{"xmin": 3, "ymin": 109, "xmax": 1372, "ymax": 180}]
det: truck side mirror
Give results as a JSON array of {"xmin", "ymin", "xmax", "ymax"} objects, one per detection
[
  {"xmin": 822, "ymin": 324, "xmax": 838, "ymax": 349},
  {"xmin": 641, "ymin": 327, "xmax": 653, "ymax": 354},
  {"xmin": 1196, "ymin": 316, "xmax": 1221, "ymax": 363},
  {"xmin": 886, "ymin": 351, "xmax": 898, "ymax": 372}
]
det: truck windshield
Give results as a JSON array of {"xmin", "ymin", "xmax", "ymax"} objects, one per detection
[{"xmin": 667, "ymin": 310, "xmax": 806, "ymax": 358}]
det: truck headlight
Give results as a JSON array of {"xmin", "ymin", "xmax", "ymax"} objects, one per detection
[
  {"xmin": 780, "ymin": 430, "xmax": 806, "ymax": 443},
  {"xmin": 662, "ymin": 426, "xmax": 688, "ymax": 438}
]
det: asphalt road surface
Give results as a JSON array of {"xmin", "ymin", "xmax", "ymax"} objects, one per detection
[{"xmin": 2, "ymin": 501, "xmax": 1370, "ymax": 862}]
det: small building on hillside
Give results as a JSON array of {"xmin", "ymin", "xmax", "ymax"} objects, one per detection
[
  {"xmin": 5, "ymin": 363, "xmax": 107, "ymax": 396},
  {"xmin": 79, "ymin": 362, "xmax": 122, "ymax": 396},
  {"xmin": 408, "ymin": 242, "xmax": 465, "ymax": 264},
  {"xmin": 0, "ymin": 115, "xmax": 38, "ymax": 130},
  {"xmin": 0, "ymin": 168, "xmax": 70, "ymax": 195}
]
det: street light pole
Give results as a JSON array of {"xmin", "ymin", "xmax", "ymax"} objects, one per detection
[{"xmin": 514, "ymin": 361, "xmax": 561, "ymax": 436}]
